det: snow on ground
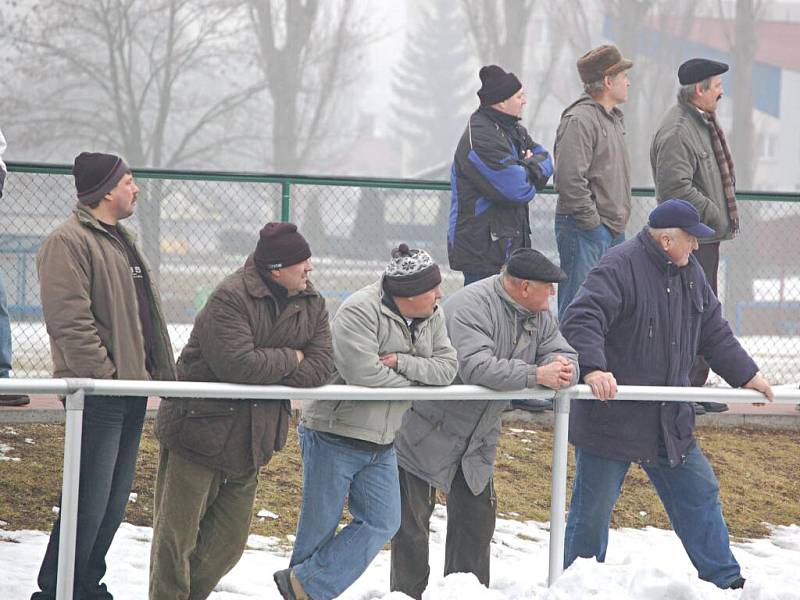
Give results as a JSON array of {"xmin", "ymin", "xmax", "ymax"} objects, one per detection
[{"xmin": 2, "ymin": 506, "xmax": 798, "ymax": 599}]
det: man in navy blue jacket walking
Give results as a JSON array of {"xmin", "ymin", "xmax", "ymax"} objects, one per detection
[{"xmin": 560, "ymin": 199, "xmax": 772, "ymax": 590}]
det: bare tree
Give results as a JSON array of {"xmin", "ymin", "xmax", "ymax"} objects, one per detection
[
  {"xmin": 245, "ymin": 0, "xmax": 372, "ymax": 173},
  {"xmin": 460, "ymin": 0, "xmax": 536, "ymax": 76},
  {"xmin": 0, "ymin": 0, "xmax": 265, "ymax": 275}
]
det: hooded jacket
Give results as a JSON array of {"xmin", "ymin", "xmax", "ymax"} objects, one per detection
[
  {"xmin": 301, "ymin": 279, "xmax": 458, "ymax": 445},
  {"xmin": 554, "ymin": 94, "xmax": 632, "ymax": 236},
  {"xmin": 395, "ymin": 276, "xmax": 578, "ymax": 495}
]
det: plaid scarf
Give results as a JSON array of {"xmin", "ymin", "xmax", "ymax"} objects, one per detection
[{"xmin": 705, "ymin": 111, "xmax": 739, "ymax": 235}]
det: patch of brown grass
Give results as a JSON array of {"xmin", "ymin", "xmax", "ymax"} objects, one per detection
[{"xmin": 1, "ymin": 420, "xmax": 798, "ymax": 544}]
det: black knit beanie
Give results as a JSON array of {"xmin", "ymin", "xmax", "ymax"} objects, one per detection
[
  {"xmin": 383, "ymin": 244, "xmax": 442, "ymax": 298},
  {"xmin": 73, "ymin": 152, "xmax": 129, "ymax": 205},
  {"xmin": 253, "ymin": 222, "xmax": 311, "ymax": 271},
  {"xmin": 477, "ymin": 65, "xmax": 522, "ymax": 106}
]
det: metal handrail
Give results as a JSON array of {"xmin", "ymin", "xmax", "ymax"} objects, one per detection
[
  {"xmin": 6, "ymin": 162, "xmax": 800, "ymax": 202},
  {"xmin": 1, "ymin": 378, "xmax": 798, "ymax": 599}
]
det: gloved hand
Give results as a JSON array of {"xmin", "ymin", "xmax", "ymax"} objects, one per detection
[{"xmin": 523, "ymin": 143, "xmax": 553, "ymax": 190}]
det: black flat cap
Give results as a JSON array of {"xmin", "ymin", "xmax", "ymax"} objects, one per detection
[
  {"xmin": 505, "ymin": 248, "xmax": 566, "ymax": 283},
  {"xmin": 678, "ymin": 58, "xmax": 729, "ymax": 85}
]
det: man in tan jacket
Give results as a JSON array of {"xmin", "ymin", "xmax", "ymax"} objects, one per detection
[
  {"xmin": 150, "ymin": 222, "xmax": 334, "ymax": 600},
  {"xmin": 554, "ymin": 44, "xmax": 633, "ymax": 318},
  {"xmin": 33, "ymin": 152, "xmax": 176, "ymax": 600}
]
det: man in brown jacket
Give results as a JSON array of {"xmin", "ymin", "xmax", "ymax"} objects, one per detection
[
  {"xmin": 554, "ymin": 44, "xmax": 633, "ymax": 318},
  {"xmin": 33, "ymin": 152, "xmax": 176, "ymax": 600},
  {"xmin": 149, "ymin": 222, "xmax": 334, "ymax": 600}
]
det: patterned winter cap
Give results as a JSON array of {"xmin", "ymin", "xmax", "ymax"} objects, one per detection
[{"xmin": 383, "ymin": 244, "xmax": 442, "ymax": 298}]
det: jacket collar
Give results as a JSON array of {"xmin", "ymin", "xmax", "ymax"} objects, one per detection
[
  {"xmin": 563, "ymin": 93, "xmax": 625, "ymax": 122},
  {"xmin": 242, "ymin": 253, "xmax": 318, "ymax": 300},
  {"xmin": 73, "ymin": 202, "xmax": 137, "ymax": 243},
  {"xmin": 677, "ymin": 98, "xmax": 712, "ymax": 129},
  {"xmin": 493, "ymin": 274, "xmax": 542, "ymax": 318},
  {"xmin": 638, "ymin": 227, "xmax": 681, "ymax": 278}
]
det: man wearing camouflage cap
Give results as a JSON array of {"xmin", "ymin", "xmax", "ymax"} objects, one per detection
[
  {"xmin": 554, "ymin": 44, "xmax": 634, "ymax": 319},
  {"xmin": 390, "ymin": 247, "xmax": 578, "ymax": 598},
  {"xmin": 274, "ymin": 244, "xmax": 458, "ymax": 600}
]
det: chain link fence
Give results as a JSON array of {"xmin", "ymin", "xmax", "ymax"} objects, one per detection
[{"xmin": 3, "ymin": 164, "xmax": 799, "ymax": 383}]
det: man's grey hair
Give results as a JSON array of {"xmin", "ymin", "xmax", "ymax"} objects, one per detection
[
  {"xmin": 583, "ymin": 71, "xmax": 624, "ymax": 97},
  {"xmin": 583, "ymin": 78, "xmax": 606, "ymax": 96},
  {"xmin": 649, "ymin": 226, "xmax": 683, "ymax": 242},
  {"xmin": 500, "ymin": 265, "xmax": 524, "ymax": 287},
  {"xmin": 678, "ymin": 77, "xmax": 713, "ymax": 103}
]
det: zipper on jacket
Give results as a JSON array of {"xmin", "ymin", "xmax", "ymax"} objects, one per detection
[{"xmin": 648, "ymin": 318, "xmax": 653, "ymax": 339}]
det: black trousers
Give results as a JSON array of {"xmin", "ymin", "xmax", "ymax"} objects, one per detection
[
  {"xmin": 690, "ymin": 242, "xmax": 720, "ymax": 387},
  {"xmin": 390, "ymin": 465, "xmax": 496, "ymax": 599}
]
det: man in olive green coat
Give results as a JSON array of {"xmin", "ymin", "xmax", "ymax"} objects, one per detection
[
  {"xmin": 150, "ymin": 223, "xmax": 334, "ymax": 600},
  {"xmin": 651, "ymin": 57, "xmax": 735, "ymax": 411}
]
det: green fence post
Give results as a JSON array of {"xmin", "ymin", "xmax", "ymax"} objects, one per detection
[{"xmin": 281, "ymin": 181, "xmax": 291, "ymax": 222}]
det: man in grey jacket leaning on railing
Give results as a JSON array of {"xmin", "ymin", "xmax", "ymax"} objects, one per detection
[
  {"xmin": 273, "ymin": 244, "xmax": 458, "ymax": 600},
  {"xmin": 390, "ymin": 248, "xmax": 578, "ymax": 599}
]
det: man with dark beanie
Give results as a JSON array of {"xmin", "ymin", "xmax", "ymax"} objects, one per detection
[
  {"xmin": 651, "ymin": 58, "xmax": 736, "ymax": 413},
  {"xmin": 33, "ymin": 152, "xmax": 177, "ymax": 600},
  {"xmin": 274, "ymin": 244, "xmax": 457, "ymax": 600},
  {"xmin": 390, "ymin": 248, "xmax": 577, "ymax": 598},
  {"xmin": 150, "ymin": 222, "xmax": 334, "ymax": 599},
  {"xmin": 447, "ymin": 65, "xmax": 554, "ymax": 286}
]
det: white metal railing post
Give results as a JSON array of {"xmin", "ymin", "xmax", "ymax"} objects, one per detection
[
  {"xmin": 56, "ymin": 387, "xmax": 85, "ymax": 600},
  {"xmin": 548, "ymin": 387, "xmax": 573, "ymax": 586}
]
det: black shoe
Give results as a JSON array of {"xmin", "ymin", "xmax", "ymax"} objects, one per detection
[
  {"xmin": 510, "ymin": 399, "xmax": 552, "ymax": 413},
  {"xmin": 274, "ymin": 568, "xmax": 307, "ymax": 600},
  {"xmin": 700, "ymin": 402, "xmax": 729, "ymax": 413},
  {"xmin": 693, "ymin": 403, "xmax": 707, "ymax": 415},
  {"xmin": 273, "ymin": 569, "xmax": 296, "ymax": 600},
  {"xmin": 727, "ymin": 576, "xmax": 745, "ymax": 589},
  {"xmin": 0, "ymin": 394, "xmax": 30, "ymax": 406}
]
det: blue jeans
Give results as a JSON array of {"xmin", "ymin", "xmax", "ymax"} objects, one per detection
[
  {"xmin": 290, "ymin": 425, "xmax": 401, "ymax": 600},
  {"xmin": 0, "ymin": 275, "xmax": 12, "ymax": 378},
  {"xmin": 32, "ymin": 396, "xmax": 147, "ymax": 600},
  {"xmin": 564, "ymin": 445, "xmax": 741, "ymax": 589},
  {"xmin": 462, "ymin": 271, "xmax": 494, "ymax": 286},
  {"xmin": 555, "ymin": 214, "xmax": 624, "ymax": 319}
]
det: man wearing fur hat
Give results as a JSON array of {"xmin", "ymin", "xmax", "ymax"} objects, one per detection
[
  {"xmin": 390, "ymin": 248, "xmax": 578, "ymax": 599},
  {"xmin": 554, "ymin": 44, "xmax": 634, "ymax": 319},
  {"xmin": 448, "ymin": 65, "xmax": 554, "ymax": 286},
  {"xmin": 150, "ymin": 223, "xmax": 334, "ymax": 599},
  {"xmin": 33, "ymin": 153, "xmax": 176, "ymax": 600},
  {"xmin": 650, "ymin": 58, "xmax": 735, "ymax": 412},
  {"xmin": 274, "ymin": 245, "xmax": 457, "ymax": 600}
]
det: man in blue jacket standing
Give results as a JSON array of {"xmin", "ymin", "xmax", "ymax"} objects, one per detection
[
  {"xmin": 560, "ymin": 199, "xmax": 772, "ymax": 590},
  {"xmin": 447, "ymin": 65, "xmax": 553, "ymax": 287}
]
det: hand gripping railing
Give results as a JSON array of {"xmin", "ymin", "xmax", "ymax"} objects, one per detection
[{"xmin": 1, "ymin": 379, "xmax": 798, "ymax": 599}]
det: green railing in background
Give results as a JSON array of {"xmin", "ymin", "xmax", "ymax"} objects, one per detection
[{"xmin": 4, "ymin": 162, "xmax": 800, "ymax": 383}]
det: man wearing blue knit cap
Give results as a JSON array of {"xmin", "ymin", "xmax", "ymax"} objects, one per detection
[{"xmin": 560, "ymin": 199, "xmax": 773, "ymax": 590}]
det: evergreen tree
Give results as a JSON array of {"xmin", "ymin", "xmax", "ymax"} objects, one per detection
[{"xmin": 391, "ymin": 2, "xmax": 474, "ymax": 176}]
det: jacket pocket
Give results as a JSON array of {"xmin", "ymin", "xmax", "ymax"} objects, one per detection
[
  {"xmin": 178, "ymin": 399, "xmax": 238, "ymax": 457},
  {"xmin": 487, "ymin": 207, "xmax": 522, "ymax": 264}
]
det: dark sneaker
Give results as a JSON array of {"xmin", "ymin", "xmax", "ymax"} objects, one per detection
[
  {"xmin": 0, "ymin": 394, "xmax": 30, "ymax": 407},
  {"xmin": 699, "ymin": 402, "xmax": 729, "ymax": 413},
  {"xmin": 273, "ymin": 568, "xmax": 309, "ymax": 600},
  {"xmin": 693, "ymin": 403, "xmax": 707, "ymax": 415},
  {"xmin": 727, "ymin": 576, "xmax": 745, "ymax": 589},
  {"xmin": 510, "ymin": 399, "xmax": 553, "ymax": 413}
]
